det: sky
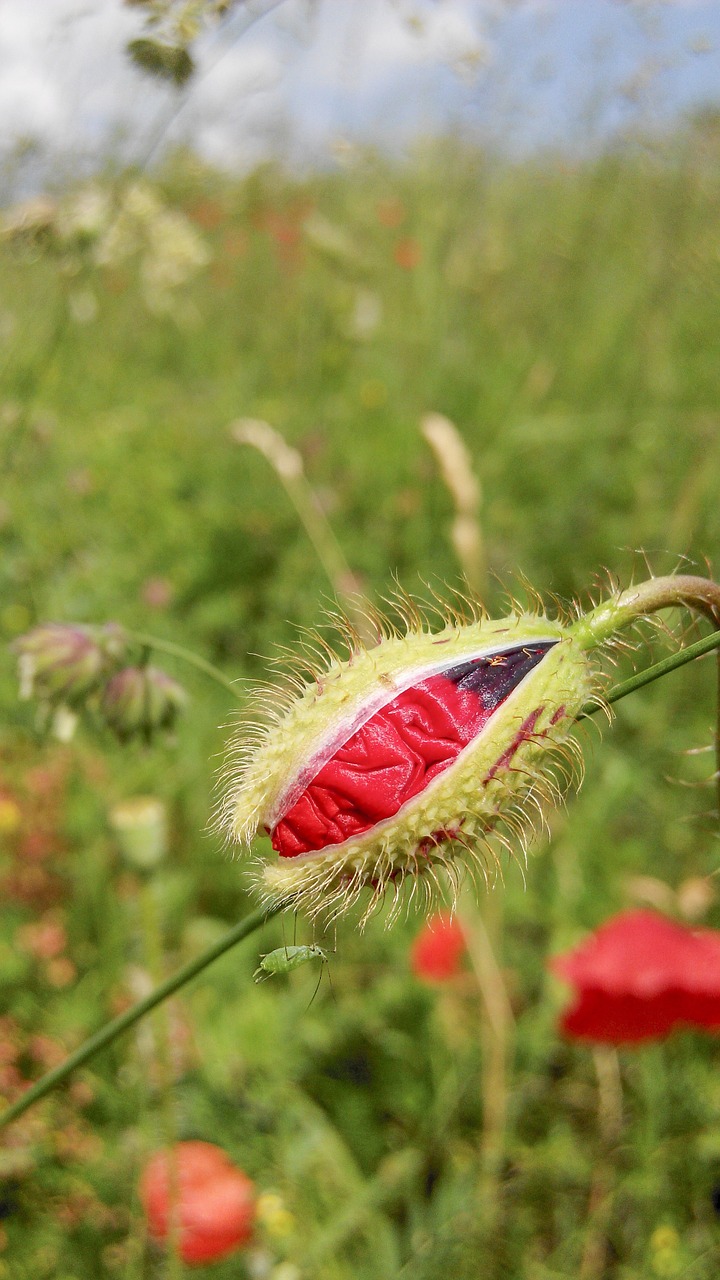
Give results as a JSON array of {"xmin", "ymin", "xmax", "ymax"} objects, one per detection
[{"xmin": 1, "ymin": 0, "xmax": 719, "ymax": 190}]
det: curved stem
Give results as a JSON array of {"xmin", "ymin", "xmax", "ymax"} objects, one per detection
[
  {"xmin": 126, "ymin": 630, "xmax": 244, "ymax": 703},
  {"xmin": 572, "ymin": 575, "xmax": 720, "ymax": 650},
  {"xmin": 0, "ymin": 904, "xmax": 280, "ymax": 1132}
]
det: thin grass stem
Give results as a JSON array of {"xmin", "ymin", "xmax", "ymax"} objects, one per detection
[{"xmin": 0, "ymin": 904, "xmax": 280, "ymax": 1132}]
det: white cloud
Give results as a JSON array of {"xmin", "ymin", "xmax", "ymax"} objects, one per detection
[
  {"xmin": 0, "ymin": 63, "xmax": 66, "ymax": 141},
  {"xmin": 0, "ymin": 0, "xmax": 718, "ymax": 188},
  {"xmin": 360, "ymin": 3, "xmax": 489, "ymax": 72}
]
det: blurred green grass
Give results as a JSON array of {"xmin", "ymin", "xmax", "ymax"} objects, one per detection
[{"xmin": 1, "ymin": 121, "xmax": 720, "ymax": 1278}]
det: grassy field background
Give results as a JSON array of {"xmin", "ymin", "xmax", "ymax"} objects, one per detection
[{"xmin": 1, "ymin": 114, "xmax": 720, "ymax": 1278}]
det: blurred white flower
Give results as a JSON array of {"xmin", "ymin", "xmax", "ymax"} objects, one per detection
[
  {"xmin": 56, "ymin": 186, "xmax": 112, "ymax": 244},
  {"xmin": 349, "ymin": 288, "xmax": 382, "ymax": 340},
  {"xmin": 68, "ymin": 288, "xmax": 98, "ymax": 325}
]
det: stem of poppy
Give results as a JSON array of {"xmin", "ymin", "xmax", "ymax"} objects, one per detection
[
  {"xmin": 139, "ymin": 879, "xmax": 184, "ymax": 1279},
  {"xmin": 125, "ymin": 631, "xmax": 245, "ymax": 703},
  {"xmin": 0, "ymin": 904, "xmax": 281, "ymax": 1132},
  {"xmin": 578, "ymin": 625, "xmax": 720, "ymax": 714},
  {"xmin": 577, "ymin": 620, "xmax": 720, "ymax": 820},
  {"xmin": 572, "ymin": 575, "xmax": 720, "ymax": 649},
  {"xmin": 579, "ymin": 1047, "xmax": 622, "ymax": 1280}
]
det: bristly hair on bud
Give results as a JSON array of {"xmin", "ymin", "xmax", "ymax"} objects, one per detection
[{"xmin": 218, "ymin": 586, "xmax": 595, "ymax": 925}]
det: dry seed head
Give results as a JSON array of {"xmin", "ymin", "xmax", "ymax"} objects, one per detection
[{"xmin": 219, "ymin": 595, "xmax": 596, "ymax": 923}]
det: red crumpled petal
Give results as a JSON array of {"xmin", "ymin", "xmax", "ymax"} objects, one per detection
[
  {"xmin": 272, "ymin": 643, "xmax": 553, "ymax": 857},
  {"xmin": 550, "ymin": 910, "xmax": 720, "ymax": 1045}
]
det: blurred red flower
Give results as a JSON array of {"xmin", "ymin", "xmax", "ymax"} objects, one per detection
[
  {"xmin": 549, "ymin": 909, "xmax": 720, "ymax": 1045},
  {"xmin": 393, "ymin": 237, "xmax": 422, "ymax": 270},
  {"xmin": 141, "ymin": 1141, "xmax": 255, "ymax": 1265},
  {"xmin": 411, "ymin": 911, "xmax": 466, "ymax": 983}
]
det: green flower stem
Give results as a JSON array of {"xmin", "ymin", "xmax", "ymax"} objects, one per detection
[
  {"xmin": 126, "ymin": 631, "xmax": 244, "ymax": 703},
  {"xmin": 139, "ymin": 879, "xmax": 183, "ymax": 1279},
  {"xmin": 577, "ymin": 624, "xmax": 720, "ymax": 819},
  {"xmin": 0, "ymin": 904, "xmax": 280, "ymax": 1132},
  {"xmin": 578, "ymin": 627, "xmax": 720, "ymax": 717}
]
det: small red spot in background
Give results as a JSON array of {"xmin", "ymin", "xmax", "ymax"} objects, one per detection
[
  {"xmin": 141, "ymin": 577, "xmax": 174, "ymax": 610},
  {"xmin": 393, "ymin": 238, "xmax": 422, "ymax": 270},
  {"xmin": 411, "ymin": 912, "xmax": 466, "ymax": 983},
  {"xmin": 141, "ymin": 1141, "xmax": 256, "ymax": 1266}
]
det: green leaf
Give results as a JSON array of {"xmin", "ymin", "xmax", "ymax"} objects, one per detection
[{"xmin": 126, "ymin": 37, "xmax": 195, "ymax": 86}]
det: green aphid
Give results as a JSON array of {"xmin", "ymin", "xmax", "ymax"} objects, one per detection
[{"xmin": 254, "ymin": 944, "xmax": 328, "ymax": 983}]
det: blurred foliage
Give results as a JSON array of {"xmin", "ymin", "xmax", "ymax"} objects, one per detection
[
  {"xmin": 123, "ymin": 0, "xmax": 271, "ymax": 83},
  {"xmin": 1, "ymin": 116, "xmax": 720, "ymax": 1276}
]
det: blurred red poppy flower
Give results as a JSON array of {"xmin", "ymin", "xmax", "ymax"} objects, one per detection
[
  {"xmin": 411, "ymin": 911, "xmax": 467, "ymax": 983},
  {"xmin": 141, "ymin": 1141, "xmax": 255, "ymax": 1265},
  {"xmin": 549, "ymin": 909, "xmax": 720, "ymax": 1045},
  {"xmin": 393, "ymin": 237, "xmax": 422, "ymax": 270}
]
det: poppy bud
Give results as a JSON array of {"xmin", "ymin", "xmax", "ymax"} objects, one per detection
[
  {"xmin": 411, "ymin": 912, "xmax": 467, "ymax": 982},
  {"xmin": 140, "ymin": 1141, "xmax": 255, "ymax": 1265},
  {"xmin": 102, "ymin": 665, "xmax": 186, "ymax": 742},
  {"xmin": 220, "ymin": 600, "xmax": 594, "ymax": 921},
  {"xmin": 13, "ymin": 623, "xmax": 124, "ymax": 705}
]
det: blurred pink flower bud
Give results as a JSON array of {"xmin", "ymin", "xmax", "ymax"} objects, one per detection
[
  {"xmin": 102, "ymin": 665, "xmax": 186, "ymax": 742},
  {"xmin": 13, "ymin": 623, "xmax": 124, "ymax": 705}
]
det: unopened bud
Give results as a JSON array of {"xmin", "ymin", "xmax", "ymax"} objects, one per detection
[
  {"xmin": 13, "ymin": 623, "xmax": 119, "ymax": 705},
  {"xmin": 219, "ymin": 597, "xmax": 593, "ymax": 922},
  {"xmin": 102, "ymin": 665, "xmax": 186, "ymax": 742}
]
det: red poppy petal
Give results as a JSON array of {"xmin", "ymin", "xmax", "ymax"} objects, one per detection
[
  {"xmin": 141, "ymin": 1143, "xmax": 255, "ymax": 1265},
  {"xmin": 560, "ymin": 989, "xmax": 683, "ymax": 1044},
  {"xmin": 272, "ymin": 643, "xmax": 554, "ymax": 857},
  {"xmin": 550, "ymin": 910, "xmax": 720, "ymax": 996},
  {"xmin": 551, "ymin": 910, "xmax": 720, "ymax": 1045},
  {"xmin": 180, "ymin": 1174, "xmax": 255, "ymax": 1263}
]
